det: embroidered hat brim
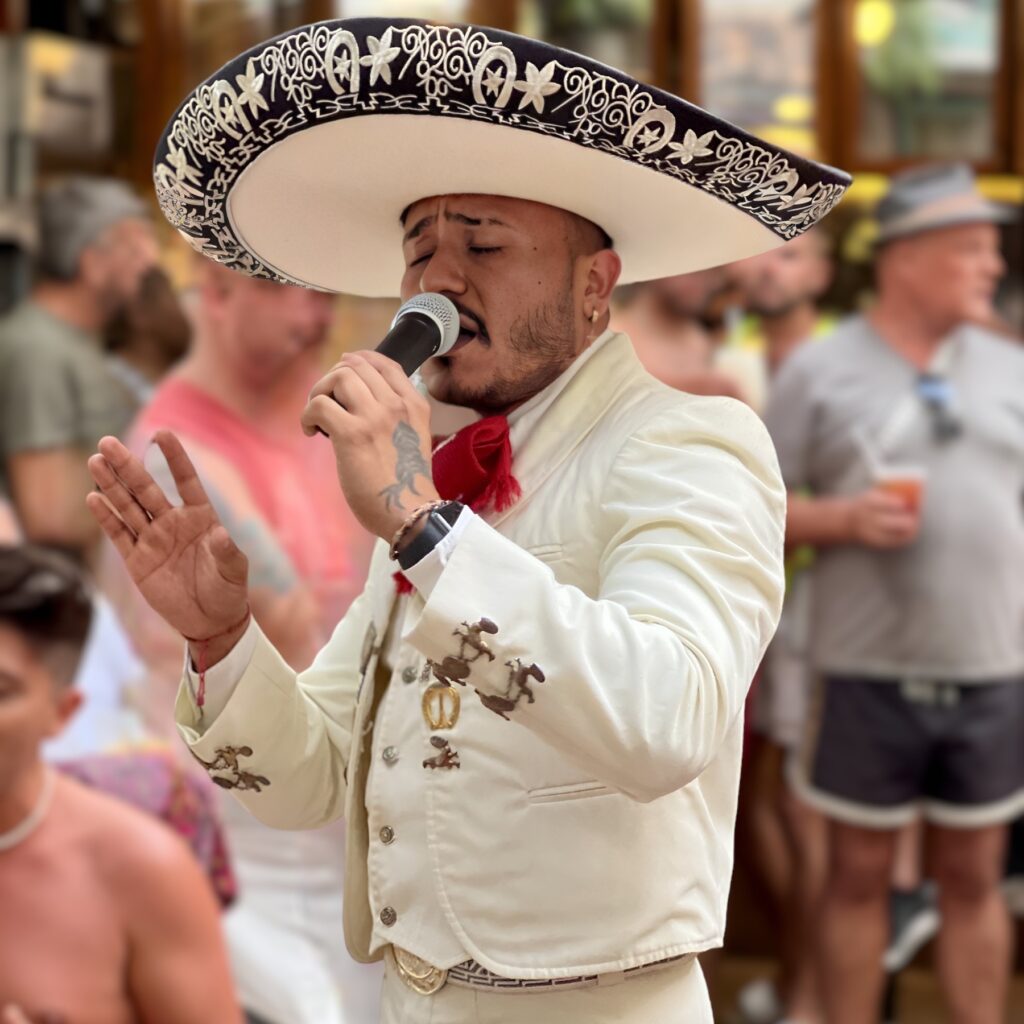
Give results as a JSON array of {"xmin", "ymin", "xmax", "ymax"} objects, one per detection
[{"xmin": 155, "ymin": 18, "xmax": 851, "ymax": 298}]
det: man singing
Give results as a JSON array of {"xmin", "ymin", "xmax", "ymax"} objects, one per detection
[{"xmin": 89, "ymin": 18, "xmax": 849, "ymax": 1022}]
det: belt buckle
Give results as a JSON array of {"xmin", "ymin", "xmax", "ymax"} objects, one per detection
[{"xmin": 393, "ymin": 946, "xmax": 448, "ymax": 995}]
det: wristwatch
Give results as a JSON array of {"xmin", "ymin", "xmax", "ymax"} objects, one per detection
[{"xmin": 395, "ymin": 501, "xmax": 465, "ymax": 571}]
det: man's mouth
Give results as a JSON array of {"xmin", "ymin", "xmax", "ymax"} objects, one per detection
[{"xmin": 452, "ymin": 314, "xmax": 488, "ymax": 352}]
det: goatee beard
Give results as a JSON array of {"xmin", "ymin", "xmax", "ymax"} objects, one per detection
[{"xmin": 442, "ymin": 288, "xmax": 579, "ymax": 417}]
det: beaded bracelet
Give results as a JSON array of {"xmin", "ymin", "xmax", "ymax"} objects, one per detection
[{"xmin": 389, "ymin": 499, "xmax": 449, "ymax": 561}]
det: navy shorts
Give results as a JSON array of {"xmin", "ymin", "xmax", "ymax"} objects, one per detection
[{"xmin": 790, "ymin": 674, "xmax": 1024, "ymax": 829}]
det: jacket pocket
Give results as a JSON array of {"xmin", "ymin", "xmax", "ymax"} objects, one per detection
[
  {"xmin": 525, "ymin": 543, "xmax": 563, "ymax": 563},
  {"xmin": 527, "ymin": 780, "xmax": 614, "ymax": 804}
]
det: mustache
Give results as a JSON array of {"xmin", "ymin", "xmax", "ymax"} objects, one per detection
[{"xmin": 448, "ymin": 298, "xmax": 490, "ymax": 346}]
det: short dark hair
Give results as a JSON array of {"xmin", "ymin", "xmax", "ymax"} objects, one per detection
[
  {"xmin": 566, "ymin": 211, "xmax": 613, "ymax": 256},
  {"xmin": 0, "ymin": 546, "xmax": 93, "ymax": 686}
]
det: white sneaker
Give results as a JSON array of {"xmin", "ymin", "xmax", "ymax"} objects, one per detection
[
  {"xmin": 882, "ymin": 884, "xmax": 940, "ymax": 973},
  {"xmin": 735, "ymin": 978, "xmax": 782, "ymax": 1024}
]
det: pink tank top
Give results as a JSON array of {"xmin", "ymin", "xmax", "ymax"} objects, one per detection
[{"xmin": 133, "ymin": 377, "xmax": 372, "ymax": 631}]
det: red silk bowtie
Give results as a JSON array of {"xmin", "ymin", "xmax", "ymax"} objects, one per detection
[{"xmin": 394, "ymin": 414, "xmax": 520, "ymax": 593}]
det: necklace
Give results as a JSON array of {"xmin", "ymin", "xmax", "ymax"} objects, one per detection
[{"xmin": 0, "ymin": 769, "xmax": 56, "ymax": 852}]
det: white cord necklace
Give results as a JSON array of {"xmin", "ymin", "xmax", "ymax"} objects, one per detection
[{"xmin": 0, "ymin": 769, "xmax": 56, "ymax": 852}]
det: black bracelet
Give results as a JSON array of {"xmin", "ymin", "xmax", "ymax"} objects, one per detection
[{"xmin": 396, "ymin": 501, "xmax": 464, "ymax": 571}]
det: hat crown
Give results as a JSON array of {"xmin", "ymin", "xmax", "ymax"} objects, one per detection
[{"xmin": 877, "ymin": 162, "xmax": 980, "ymax": 224}]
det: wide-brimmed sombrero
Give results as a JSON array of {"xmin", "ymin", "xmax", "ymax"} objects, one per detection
[{"xmin": 154, "ymin": 18, "xmax": 851, "ymax": 297}]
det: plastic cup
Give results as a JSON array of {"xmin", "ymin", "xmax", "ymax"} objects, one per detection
[{"xmin": 873, "ymin": 466, "xmax": 927, "ymax": 513}]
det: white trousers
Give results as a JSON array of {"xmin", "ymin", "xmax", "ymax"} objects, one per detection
[
  {"xmin": 379, "ymin": 950, "xmax": 713, "ymax": 1024},
  {"xmin": 221, "ymin": 801, "xmax": 382, "ymax": 1024}
]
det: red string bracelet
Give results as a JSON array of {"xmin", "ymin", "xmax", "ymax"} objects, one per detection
[{"xmin": 183, "ymin": 605, "xmax": 251, "ymax": 710}]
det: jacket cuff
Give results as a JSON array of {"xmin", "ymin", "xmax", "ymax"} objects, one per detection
[{"xmin": 175, "ymin": 619, "xmax": 295, "ymax": 792}]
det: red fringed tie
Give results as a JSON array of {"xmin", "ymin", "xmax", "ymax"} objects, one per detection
[{"xmin": 393, "ymin": 414, "xmax": 520, "ymax": 593}]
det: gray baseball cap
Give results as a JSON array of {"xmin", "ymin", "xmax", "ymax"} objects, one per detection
[
  {"xmin": 875, "ymin": 163, "xmax": 1014, "ymax": 245},
  {"xmin": 36, "ymin": 175, "xmax": 149, "ymax": 280}
]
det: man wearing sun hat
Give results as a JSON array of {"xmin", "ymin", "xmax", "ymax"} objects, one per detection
[
  {"xmin": 765, "ymin": 162, "xmax": 1022, "ymax": 1024},
  {"xmin": 87, "ymin": 17, "xmax": 848, "ymax": 1021}
]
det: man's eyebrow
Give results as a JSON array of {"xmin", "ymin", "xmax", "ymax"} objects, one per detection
[
  {"xmin": 444, "ymin": 212, "xmax": 509, "ymax": 229},
  {"xmin": 403, "ymin": 215, "xmax": 435, "ymax": 243},
  {"xmin": 402, "ymin": 211, "xmax": 510, "ymax": 242}
]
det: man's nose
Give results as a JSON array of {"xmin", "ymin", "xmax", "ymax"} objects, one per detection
[{"xmin": 418, "ymin": 246, "xmax": 466, "ymax": 296}]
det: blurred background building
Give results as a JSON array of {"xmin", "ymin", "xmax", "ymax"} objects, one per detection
[
  {"xmin": 1, "ymin": 0, "xmax": 1021, "ymax": 334},
  {"xmin": 1, "ymin": 3, "xmax": 1022, "ymax": 1021}
]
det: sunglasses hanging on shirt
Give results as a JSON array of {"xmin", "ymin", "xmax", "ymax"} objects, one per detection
[{"xmin": 916, "ymin": 373, "xmax": 963, "ymax": 443}]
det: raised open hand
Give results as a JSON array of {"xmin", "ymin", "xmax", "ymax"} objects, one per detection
[{"xmin": 86, "ymin": 431, "xmax": 249, "ymax": 643}]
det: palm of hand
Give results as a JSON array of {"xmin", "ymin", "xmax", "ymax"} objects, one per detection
[
  {"xmin": 87, "ymin": 431, "xmax": 249, "ymax": 640},
  {"xmin": 128, "ymin": 504, "xmax": 248, "ymax": 638}
]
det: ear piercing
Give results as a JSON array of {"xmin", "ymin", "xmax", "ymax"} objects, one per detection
[{"xmin": 589, "ymin": 308, "xmax": 600, "ymax": 323}]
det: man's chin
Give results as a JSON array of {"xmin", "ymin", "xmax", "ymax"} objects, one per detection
[{"xmin": 422, "ymin": 365, "xmax": 505, "ymax": 415}]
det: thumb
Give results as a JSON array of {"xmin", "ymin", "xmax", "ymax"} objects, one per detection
[{"xmin": 209, "ymin": 526, "xmax": 249, "ymax": 587}]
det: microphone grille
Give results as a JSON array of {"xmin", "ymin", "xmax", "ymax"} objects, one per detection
[{"xmin": 393, "ymin": 293, "xmax": 460, "ymax": 355}]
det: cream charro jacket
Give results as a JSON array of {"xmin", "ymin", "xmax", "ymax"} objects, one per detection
[{"xmin": 175, "ymin": 332, "xmax": 785, "ymax": 979}]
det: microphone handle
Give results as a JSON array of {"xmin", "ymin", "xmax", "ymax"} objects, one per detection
[
  {"xmin": 314, "ymin": 311, "xmax": 442, "ymax": 436},
  {"xmin": 374, "ymin": 311, "xmax": 443, "ymax": 376}
]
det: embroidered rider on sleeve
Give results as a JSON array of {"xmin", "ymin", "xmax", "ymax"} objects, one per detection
[{"xmin": 195, "ymin": 745, "xmax": 271, "ymax": 792}]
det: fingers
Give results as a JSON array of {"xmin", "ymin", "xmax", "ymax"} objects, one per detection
[
  {"xmin": 339, "ymin": 353, "xmax": 403, "ymax": 407},
  {"xmin": 96, "ymin": 436, "xmax": 173, "ymax": 518},
  {"xmin": 85, "ymin": 491, "xmax": 137, "ymax": 559},
  {"xmin": 301, "ymin": 393, "xmax": 352, "ymax": 439},
  {"xmin": 864, "ymin": 488, "xmax": 914, "ymax": 514},
  {"xmin": 307, "ymin": 352, "xmax": 426, "ymax": 418},
  {"xmin": 153, "ymin": 431, "xmax": 211, "ymax": 508},
  {"xmin": 349, "ymin": 350, "xmax": 424, "ymax": 402},
  {"xmin": 87, "ymin": 454, "xmax": 151, "ymax": 536},
  {"xmin": 865, "ymin": 513, "xmax": 919, "ymax": 548},
  {"xmin": 208, "ymin": 526, "xmax": 249, "ymax": 587},
  {"xmin": 308, "ymin": 360, "xmax": 378, "ymax": 418}
]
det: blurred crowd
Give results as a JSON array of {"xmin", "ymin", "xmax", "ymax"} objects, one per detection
[{"xmin": 1, "ymin": 163, "xmax": 1022, "ymax": 1024}]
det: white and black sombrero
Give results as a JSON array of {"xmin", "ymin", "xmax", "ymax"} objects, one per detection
[{"xmin": 155, "ymin": 17, "xmax": 851, "ymax": 297}]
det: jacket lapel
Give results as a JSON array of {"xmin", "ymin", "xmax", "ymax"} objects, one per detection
[{"xmin": 490, "ymin": 332, "xmax": 641, "ymax": 528}]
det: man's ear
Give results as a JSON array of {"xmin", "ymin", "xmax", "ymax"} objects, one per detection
[
  {"xmin": 77, "ymin": 243, "xmax": 106, "ymax": 290},
  {"xmin": 47, "ymin": 687, "xmax": 84, "ymax": 738},
  {"xmin": 811, "ymin": 252, "xmax": 835, "ymax": 299},
  {"xmin": 583, "ymin": 248, "xmax": 622, "ymax": 311}
]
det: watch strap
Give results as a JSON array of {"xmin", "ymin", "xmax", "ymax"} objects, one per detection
[{"xmin": 396, "ymin": 501, "xmax": 464, "ymax": 571}]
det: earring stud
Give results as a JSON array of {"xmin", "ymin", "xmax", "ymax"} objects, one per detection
[{"xmin": 589, "ymin": 308, "xmax": 599, "ymax": 323}]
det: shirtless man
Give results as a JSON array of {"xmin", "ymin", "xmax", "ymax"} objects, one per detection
[{"xmin": 0, "ymin": 545, "xmax": 240, "ymax": 1024}]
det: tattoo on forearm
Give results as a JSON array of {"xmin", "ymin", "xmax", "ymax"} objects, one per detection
[{"xmin": 379, "ymin": 421, "xmax": 429, "ymax": 512}]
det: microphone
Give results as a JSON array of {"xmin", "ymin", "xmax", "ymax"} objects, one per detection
[
  {"xmin": 375, "ymin": 293, "xmax": 460, "ymax": 375},
  {"xmin": 313, "ymin": 293, "xmax": 460, "ymax": 435}
]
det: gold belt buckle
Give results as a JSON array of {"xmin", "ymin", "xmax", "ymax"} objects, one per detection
[{"xmin": 393, "ymin": 946, "xmax": 448, "ymax": 995}]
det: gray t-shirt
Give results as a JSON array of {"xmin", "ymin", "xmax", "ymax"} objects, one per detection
[
  {"xmin": 0, "ymin": 301, "xmax": 135, "ymax": 500},
  {"xmin": 765, "ymin": 315, "xmax": 1024, "ymax": 681}
]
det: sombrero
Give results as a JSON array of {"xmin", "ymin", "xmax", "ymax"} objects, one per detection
[{"xmin": 154, "ymin": 17, "xmax": 851, "ymax": 297}]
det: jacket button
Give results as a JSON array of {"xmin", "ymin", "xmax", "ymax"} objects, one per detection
[
  {"xmin": 401, "ymin": 666, "xmax": 418, "ymax": 684},
  {"xmin": 380, "ymin": 906, "xmax": 397, "ymax": 927},
  {"xmin": 382, "ymin": 746, "xmax": 399, "ymax": 764},
  {"xmin": 379, "ymin": 825, "xmax": 395, "ymax": 844}
]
